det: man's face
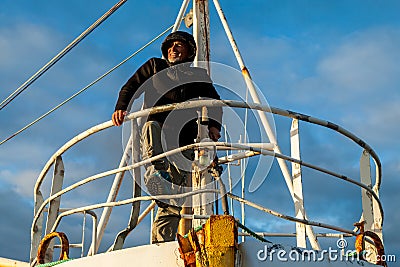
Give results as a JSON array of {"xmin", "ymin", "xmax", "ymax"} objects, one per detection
[{"xmin": 167, "ymin": 41, "xmax": 190, "ymax": 64}]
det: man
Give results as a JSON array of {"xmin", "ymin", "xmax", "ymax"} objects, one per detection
[{"xmin": 112, "ymin": 31, "xmax": 222, "ymax": 243}]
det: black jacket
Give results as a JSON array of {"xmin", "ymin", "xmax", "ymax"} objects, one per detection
[{"xmin": 115, "ymin": 58, "xmax": 222, "ymax": 146}]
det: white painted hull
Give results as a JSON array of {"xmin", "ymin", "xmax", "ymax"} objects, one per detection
[
  {"xmin": 0, "ymin": 257, "xmax": 30, "ymax": 267},
  {"xmin": 60, "ymin": 242, "xmax": 184, "ymax": 267},
  {"xmin": 237, "ymin": 240, "xmax": 377, "ymax": 267},
  {"xmin": 57, "ymin": 240, "xmax": 377, "ymax": 267}
]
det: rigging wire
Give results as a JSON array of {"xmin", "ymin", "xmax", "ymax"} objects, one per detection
[
  {"xmin": 240, "ymin": 82, "xmax": 250, "ymax": 242},
  {"xmin": 0, "ymin": 25, "xmax": 174, "ymax": 146},
  {"xmin": 0, "ymin": 0, "xmax": 127, "ymax": 111}
]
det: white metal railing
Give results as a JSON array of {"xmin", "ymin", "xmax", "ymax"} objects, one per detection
[{"xmin": 30, "ymin": 99, "xmax": 384, "ymax": 265}]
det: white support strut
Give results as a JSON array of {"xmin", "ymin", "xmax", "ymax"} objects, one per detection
[{"xmin": 290, "ymin": 119, "xmax": 307, "ymax": 248}]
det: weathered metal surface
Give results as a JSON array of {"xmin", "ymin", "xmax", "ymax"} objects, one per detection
[
  {"xmin": 44, "ymin": 156, "xmax": 65, "ymax": 262},
  {"xmin": 178, "ymin": 175, "xmax": 192, "ymax": 237},
  {"xmin": 193, "ymin": 0, "xmax": 210, "ymax": 68},
  {"xmin": 34, "ymin": 99, "xmax": 383, "ymax": 206},
  {"xmin": 372, "ymin": 163, "xmax": 383, "ymax": 238},
  {"xmin": 204, "ymin": 215, "xmax": 237, "ymax": 267},
  {"xmin": 211, "ymin": 168, "xmax": 229, "ymax": 215},
  {"xmin": 177, "ymin": 234, "xmax": 196, "ymax": 266},
  {"xmin": 178, "ymin": 215, "xmax": 237, "ymax": 266},
  {"xmin": 32, "ymin": 138, "xmax": 383, "ymax": 246},
  {"xmin": 184, "ymin": 9, "xmax": 193, "ymax": 28},
  {"xmin": 30, "ymin": 190, "xmax": 44, "ymax": 263},
  {"xmin": 36, "ymin": 232, "xmax": 69, "ymax": 264},
  {"xmin": 354, "ymin": 222, "xmax": 387, "ymax": 266},
  {"xmin": 360, "ymin": 150, "xmax": 374, "ymax": 231},
  {"xmin": 228, "ymin": 193, "xmax": 357, "ymax": 236},
  {"xmin": 192, "ymin": 0, "xmax": 213, "ymax": 229},
  {"xmin": 31, "ymin": 99, "xmax": 384, "ymax": 261},
  {"xmin": 192, "ymin": 164, "xmax": 214, "ymax": 228},
  {"xmin": 359, "ymin": 151, "xmax": 385, "ymax": 264},
  {"xmin": 290, "ymin": 119, "xmax": 307, "ymax": 248}
]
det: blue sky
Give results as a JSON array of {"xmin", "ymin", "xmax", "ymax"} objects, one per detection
[{"xmin": 1, "ymin": 0, "xmax": 399, "ymax": 263}]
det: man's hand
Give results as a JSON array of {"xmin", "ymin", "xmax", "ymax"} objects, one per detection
[
  {"xmin": 112, "ymin": 110, "xmax": 126, "ymax": 126},
  {"xmin": 208, "ymin": 126, "xmax": 221, "ymax": 141}
]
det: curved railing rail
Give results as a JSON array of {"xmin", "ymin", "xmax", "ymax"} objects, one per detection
[
  {"xmin": 33, "ymin": 99, "xmax": 382, "ymax": 193},
  {"xmin": 31, "ymin": 99, "xmax": 383, "ymax": 264}
]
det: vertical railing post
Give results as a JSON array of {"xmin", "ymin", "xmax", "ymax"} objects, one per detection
[
  {"xmin": 360, "ymin": 150, "xmax": 374, "ymax": 230},
  {"xmin": 192, "ymin": 0, "xmax": 214, "ymax": 228},
  {"xmin": 30, "ymin": 192, "xmax": 44, "ymax": 263},
  {"xmin": 290, "ymin": 119, "xmax": 306, "ymax": 248},
  {"xmin": 44, "ymin": 156, "xmax": 65, "ymax": 262},
  {"xmin": 30, "ymin": 156, "xmax": 66, "ymax": 263},
  {"xmin": 360, "ymin": 150, "xmax": 383, "ymax": 234},
  {"xmin": 360, "ymin": 149, "xmax": 383, "ymax": 260}
]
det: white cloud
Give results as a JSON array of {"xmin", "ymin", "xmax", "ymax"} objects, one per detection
[
  {"xmin": 341, "ymin": 100, "xmax": 400, "ymax": 149},
  {"xmin": 227, "ymin": 27, "xmax": 400, "ymax": 122},
  {"xmin": 0, "ymin": 140, "xmax": 54, "ymax": 199},
  {"xmin": 317, "ymin": 27, "xmax": 400, "ymax": 98},
  {"xmin": 0, "ymin": 23, "xmax": 64, "ymax": 92},
  {"xmin": 0, "ymin": 169, "xmax": 39, "ymax": 199}
]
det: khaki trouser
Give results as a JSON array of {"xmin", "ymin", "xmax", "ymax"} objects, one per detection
[{"xmin": 141, "ymin": 121, "xmax": 193, "ymax": 243}]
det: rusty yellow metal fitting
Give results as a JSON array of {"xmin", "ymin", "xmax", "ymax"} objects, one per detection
[
  {"xmin": 204, "ymin": 215, "xmax": 237, "ymax": 267},
  {"xmin": 36, "ymin": 232, "xmax": 69, "ymax": 264},
  {"xmin": 177, "ymin": 215, "xmax": 237, "ymax": 267},
  {"xmin": 354, "ymin": 221, "xmax": 387, "ymax": 267},
  {"xmin": 177, "ymin": 233, "xmax": 196, "ymax": 267}
]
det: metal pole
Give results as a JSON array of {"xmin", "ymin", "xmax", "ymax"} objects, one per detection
[
  {"xmin": 193, "ymin": 0, "xmax": 211, "ymax": 69},
  {"xmin": 224, "ymin": 125, "xmax": 234, "ymax": 216},
  {"xmin": 192, "ymin": 0, "xmax": 213, "ymax": 228},
  {"xmin": 172, "ymin": 0, "xmax": 191, "ymax": 32},
  {"xmin": 88, "ymin": 135, "xmax": 132, "ymax": 255},
  {"xmin": 81, "ymin": 212, "xmax": 86, "ymax": 257},
  {"xmin": 137, "ymin": 201, "xmax": 156, "ymax": 225},
  {"xmin": 239, "ymin": 135, "xmax": 245, "ymax": 242}
]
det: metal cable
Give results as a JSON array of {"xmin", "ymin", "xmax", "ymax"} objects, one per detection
[
  {"xmin": 0, "ymin": 0, "xmax": 127, "ymax": 111},
  {"xmin": 227, "ymin": 192, "xmax": 357, "ymax": 236},
  {"xmin": 0, "ymin": 25, "xmax": 173, "ymax": 146},
  {"xmin": 236, "ymin": 220, "xmax": 271, "ymax": 243}
]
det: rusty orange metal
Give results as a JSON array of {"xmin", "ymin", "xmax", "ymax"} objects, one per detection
[
  {"xmin": 177, "ymin": 215, "xmax": 237, "ymax": 267},
  {"xmin": 36, "ymin": 232, "xmax": 69, "ymax": 264},
  {"xmin": 354, "ymin": 221, "xmax": 387, "ymax": 267}
]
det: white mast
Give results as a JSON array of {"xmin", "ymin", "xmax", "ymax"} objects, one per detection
[{"xmin": 192, "ymin": 0, "xmax": 214, "ymax": 228}]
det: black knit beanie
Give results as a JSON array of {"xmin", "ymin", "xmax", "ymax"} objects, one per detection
[{"xmin": 161, "ymin": 31, "xmax": 197, "ymax": 63}]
